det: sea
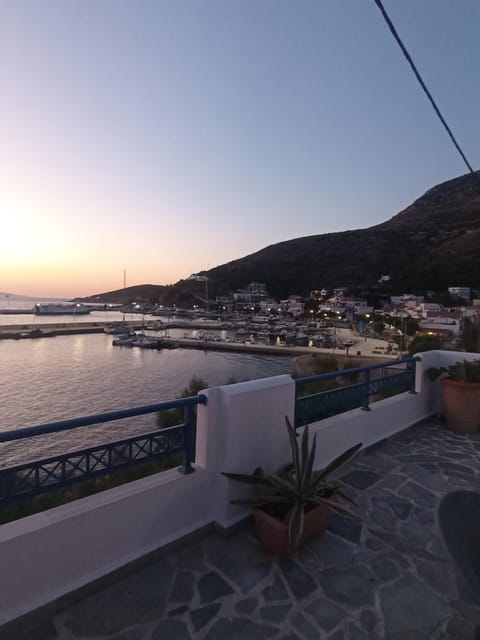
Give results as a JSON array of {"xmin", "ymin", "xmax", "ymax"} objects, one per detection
[{"xmin": 0, "ymin": 295, "xmax": 292, "ymax": 467}]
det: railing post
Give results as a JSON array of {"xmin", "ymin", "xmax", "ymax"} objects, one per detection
[
  {"xmin": 181, "ymin": 404, "xmax": 196, "ymax": 474},
  {"xmin": 408, "ymin": 358, "xmax": 417, "ymax": 395},
  {"xmin": 361, "ymin": 368, "xmax": 371, "ymax": 411}
]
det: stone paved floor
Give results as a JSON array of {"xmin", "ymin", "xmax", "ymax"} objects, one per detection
[{"xmin": 19, "ymin": 420, "xmax": 480, "ymax": 639}]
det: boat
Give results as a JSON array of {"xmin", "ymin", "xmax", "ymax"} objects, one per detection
[
  {"xmin": 34, "ymin": 303, "xmax": 91, "ymax": 316},
  {"xmin": 131, "ymin": 333, "xmax": 158, "ymax": 348},
  {"xmin": 112, "ymin": 334, "xmax": 135, "ymax": 347}
]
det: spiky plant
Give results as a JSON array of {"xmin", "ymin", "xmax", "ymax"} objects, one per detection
[
  {"xmin": 426, "ymin": 359, "xmax": 480, "ymax": 383},
  {"xmin": 222, "ymin": 417, "xmax": 362, "ymax": 551}
]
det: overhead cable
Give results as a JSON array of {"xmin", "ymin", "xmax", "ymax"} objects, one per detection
[{"xmin": 373, "ymin": 0, "xmax": 474, "ymax": 173}]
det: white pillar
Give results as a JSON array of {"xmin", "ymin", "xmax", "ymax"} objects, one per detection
[{"xmin": 196, "ymin": 375, "xmax": 296, "ymax": 529}]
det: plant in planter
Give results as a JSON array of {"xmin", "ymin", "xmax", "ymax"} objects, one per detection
[
  {"xmin": 426, "ymin": 359, "xmax": 480, "ymax": 433},
  {"xmin": 222, "ymin": 417, "xmax": 362, "ymax": 555}
]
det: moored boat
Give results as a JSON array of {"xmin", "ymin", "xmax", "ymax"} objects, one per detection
[{"xmin": 34, "ymin": 303, "xmax": 91, "ymax": 316}]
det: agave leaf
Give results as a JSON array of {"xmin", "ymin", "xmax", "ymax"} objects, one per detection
[
  {"xmin": 313, "ymin": 443, "xmax": 363, "ymax": 483},
  {"xmin": 230, "ymin": 495, "xmax": 292, "ymax": 508},
  {"xmin": 285, "ymin": 416, "xmax": 301, "ymax": 480},
  {"xmin": 221, "ymin": 470, "xmax": 274, "ymax": 488},
  {"xmin": 300, "ymin": 432, "xmax": 317, "ymax": 493},
  {"xmin": 310, "ymin": 495, "xmax": 358, "ymax": 520},
  {"xmin": 333, "ymin": 485, "xmax": 359, "ymax": 506},
  {"xmin": 268, "ymin": 473, "xmax": 297, "ymax": 494},
  {"xmin": 288, "ymin": 499, "xmax": 305, "ymax": 550},
  {"xmin": 300, "ymin": 424, "xmax": 309, "ymax": 481}
]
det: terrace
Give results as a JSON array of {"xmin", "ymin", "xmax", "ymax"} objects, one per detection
[{"xmin": 1, "ymin": 351, "xmax": 480, "ymax": 639}]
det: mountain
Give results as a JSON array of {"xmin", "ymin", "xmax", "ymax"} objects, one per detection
[
  {"xmin": 80, "ymin": 284, "xmax": 167, "ymax": 304},
  {"xmin": 85, "ymin": 171, "xmax": 480, "ymax": 304},
  {"xmin": 192, "ymin": 170, "xmax": 480, "ymax": 300}
]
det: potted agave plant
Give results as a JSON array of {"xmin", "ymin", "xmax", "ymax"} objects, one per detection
[
  {"xmin": 222, "ymin": 417, "xmax": 362, "ymax": 556},
  {"xmin": 426, "ymin": 359, "xmax": 480, "ymax": 433}
]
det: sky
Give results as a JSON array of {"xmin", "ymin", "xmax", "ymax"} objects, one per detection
[{"xmin": 1, "ymin": 0, "xmax": 478, "ymax": 298}]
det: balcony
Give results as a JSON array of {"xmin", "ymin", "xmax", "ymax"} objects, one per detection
[{"xmin": 1, "ymin": 351, "xmax": 480, "ymax": 639}]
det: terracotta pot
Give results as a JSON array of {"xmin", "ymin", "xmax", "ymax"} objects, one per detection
[
  {"xmin": 253, "ymin": 504, "xmax": 330, "ymax": 556},
  {"xmin": 442, "ymin": 378, "xmax": 480, "ymax": 433}
]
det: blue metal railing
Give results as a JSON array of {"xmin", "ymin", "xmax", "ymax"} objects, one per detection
[
  {"xmin": 0, "ymin": 395, "xmax": 207, "ymax": 507},
  {"xmin": 294, "ymin": 357, "xmax": 417, "ymax": 428}
]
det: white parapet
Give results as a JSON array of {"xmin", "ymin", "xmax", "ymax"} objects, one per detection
[
  {"xmin": 196, "ymin": 374, "xmax": 296, "ymax": 529},
  {"xmin": 0, "ymin": 467, "xmax": 213, "ymax": 626},
  {"xmin": 1, "ymin": 351, "xmax": 476, "ymax": 627}
]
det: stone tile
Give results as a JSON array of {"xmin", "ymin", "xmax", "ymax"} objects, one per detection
[
  {"xmin": 278, "ymin": 558, "xmax": 318, "ymax": 601},
  {"xmin": 371, "ymin": 556, "xmax": 399, "ymax": 581},
  {"xmin": 341, "ymin": 469, "xmax": 382, "ymax": 490},
  {"xmin": 203, "ymin": 618, "xmax": 278, "ymax": 639},
  {"xmin": 388, "ymin": 499, "xmax": 412, "ymax": 520},
  {"xmin": 397, "ymin": 481, "xmax": 437, "ymax": 504},
  {"xmin": 109, "ymin": 627, "xmax": 152, "ymax": 640},
  {"xmin": 369, "ymin": 500, "xmax": 397, "ymax": 532},
  {"xmin": 198, "ymin": 571, "xmax": 235, "ymax": 604},
  {"xmin": 380, "ymin": 574, "xmax": 450, "ymax": 638},
  {"xmin": 307, "ymin": 531, "xmax": 356, "ymax": 568},
  {"xmin": 235, "ymin": 597, "xmax": 258, "ymax": 614},
  {"xmin": 359, "ymin": 609, "xmax": 377, "ymax": 632},
  {"xmin": 262, "ymin": 572, "xmax": 290, "ymax": 602},
  {"xmin": 320, "ymin": 565, "xmax": 375, "ymax": 607},
  {"xmin": 412, "ymin": 557, "xmax": 455, "ymax": 597},
  {"xmin": 168, "ymin": 605, "xmax": 188, "ymax": 617},
  {"xmin": 190, "ymin": 603, "xmax": 221, "ymax": 632},
  {"xmin": 305, "ymin": 598, "xmax": 346, "ymax": 632},
  {"xmin": 292, "ymin": 612, "xmax": 320, "ymax": 639},
  {"xmin": 259, "ymin": 604, "xmax": 292, "ymax": 624},
  {"xmin": 170, "ymin": 571, "xmax": 195, "ymax": 603},
  {"xmin": 348, "ymin": 622, "xmax": 371, "ymax": 640},
  {"xmin": 169, "ymin": 540, "xmax": 207, "ymax": 573},
  {"xmin": 204, "ymin": 530, "xmax": 272, "ymax": 594},
  {"xmin": 151, "ymin": 619, "xmax": 191, "ymax": 639},
  {"xmin": 327, "ymin": 514, "xmax": 362, "ymax": 544},
  {"xmin": 59, "ymin": 560, "xmax": 173, "ymax": 636}
]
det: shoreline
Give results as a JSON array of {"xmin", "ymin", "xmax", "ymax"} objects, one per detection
[{"xmin": 0, "ymin": 320, "xmax": 395, "ymax": 361}]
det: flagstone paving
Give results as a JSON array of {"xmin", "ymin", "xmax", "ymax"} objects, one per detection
[{"xmin": 8, "ymin": 419, "xmax": 480, "ymax": 639}]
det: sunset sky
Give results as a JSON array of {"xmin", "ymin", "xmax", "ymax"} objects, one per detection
[{"xmin": 1, "ymin": 0, "xmax": 478, "ymax": 298}]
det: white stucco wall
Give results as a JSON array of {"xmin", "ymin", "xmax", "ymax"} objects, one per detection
[
  {"xmin": 0, "ymin": 467, "xmax": 213, "ymax": 626},
  {"xmin": 1, "ymin": 351, "xmax": 475, "ymax": 627},
  {"xmin": 196, "ymin": 374, "xmax": 295, "ymax": 529}
]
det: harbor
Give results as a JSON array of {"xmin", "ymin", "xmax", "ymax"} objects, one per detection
[{"xmin": 0, "ymin": 317, "xmax": 398, "ymax": 359}]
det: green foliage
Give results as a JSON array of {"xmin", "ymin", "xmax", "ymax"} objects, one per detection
[
  {"xmin": 426, "ymin": 359, "xmax": 480, "ymax": 383},
  {"xmin": 0, "ymin": 457, "xmax": 177, "ymax": 526},
  {"xmin": 222, "ymin": 417, "xmax": 362, "ymax": 551},
  {"xmin": 461, "ymin": 319, "xmax": 480, "ymax": 353},
  {"xmin": 409, "ymin": 335, "xmax": 444, "ymax": 355},
  {"xmin": 157, "ymin": 375, "xmax": 208, "ymax": 428}
]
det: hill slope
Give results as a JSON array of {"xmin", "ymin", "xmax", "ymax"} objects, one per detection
[
  {"xmin": 86, "ymin": 171, "xmax": 480, "ymax": 304},
  {"xmin": 198, "ymin": 171, "xmax": 480, "ymax": 299}
]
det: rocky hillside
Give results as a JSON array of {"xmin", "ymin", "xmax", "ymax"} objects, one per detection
[
  {"xmin": 197, "ymin": 170, "xmax": 480, "ymax": 299},
  {"xmin": 85, "ymin": 171, "xmax": 480, "ymax": 304}
]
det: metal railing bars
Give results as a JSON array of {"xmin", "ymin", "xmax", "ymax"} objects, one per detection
[
  {"xmin": 294, "ymin": 357, "xmax": 417, "ymax": 428},
  {"xmin": 0, "ymin": 394, "xmax": 208, "ymax": 506}
]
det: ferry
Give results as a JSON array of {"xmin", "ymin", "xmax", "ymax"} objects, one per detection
[{"xmin": 34, "ymin": 303, "xmax": 92, "ymax": 316}]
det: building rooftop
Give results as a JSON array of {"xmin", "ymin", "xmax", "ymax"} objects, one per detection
[{"xmin": 18, "ymin": 418, "xmax": 480, "ymax": 640}]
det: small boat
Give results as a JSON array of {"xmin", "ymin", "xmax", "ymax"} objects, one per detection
[
  {"xmin": 131, "ymin": 333, "xmax": 158, "ymax": 348},
  {"xmin": 34, "ymin": 303, "xmax": 91, "ymax": 316},
  {"xmin": 112, "ymin": 334, "xmax": 135, "ymax": 347}
]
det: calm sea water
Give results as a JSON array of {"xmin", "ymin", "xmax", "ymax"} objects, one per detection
[{"xmin": 0, "ymin": 332, "xmax": 291, "ymax": 466}]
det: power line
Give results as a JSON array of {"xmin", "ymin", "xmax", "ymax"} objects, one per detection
[{"xmin": 373, "ymin": 0, "xmax": 474, "ymax": 174}]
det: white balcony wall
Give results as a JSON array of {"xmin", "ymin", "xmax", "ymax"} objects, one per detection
[
  {"xmin": 0, "ymin": 468, "xmax": 213, "ymax": 626},
  {"xmin": 1, "ymin": 350, "xmax": 477, "ymax": 627}
]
